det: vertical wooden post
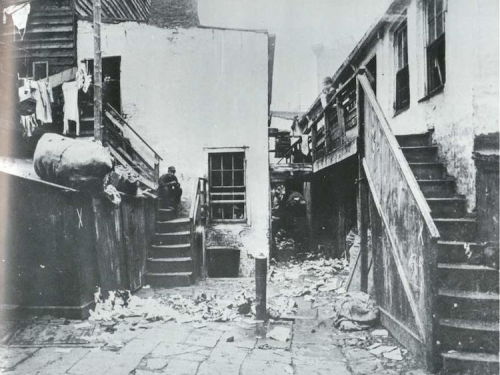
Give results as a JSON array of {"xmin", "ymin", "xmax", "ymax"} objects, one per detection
[
  {"xmin": 311, "ymin": 123, "xmax": 317, "ymax": 162},
  {"xmin": 336, "ymin": 97, "xmax": 346, "ymax": 146},
  {"xmin": 358, "ymin": 162, "xmax": 369, "ymax": 293},
  {"xmin": 255, "ymin": 256, "xmax": 267, "ymax": 321},
  {"xmin": 93, "ymin": 0, "xmax": 103, "ymax": 142}
]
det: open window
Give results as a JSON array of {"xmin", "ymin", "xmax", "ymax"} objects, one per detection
[
  {"xmin": 426, "ymin": 0, "xmax": 445, "ymax": 94},
  {"xmin": 394, "ymin": 20, "xmax": 410, "ymax": 111},
  {"xmin": 209, "ymin": 151, "xmax": 246, "ymax": 222}
]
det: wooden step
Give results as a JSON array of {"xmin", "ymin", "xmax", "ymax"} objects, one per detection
[
  {"xmin": 434, "ymin": 218, "xmax": 477, "ymax": 242},
  {"xmin": 441, "ymin": 351, "xmax": 499, "ymax": 375},
  {"xmin": 145, "ymin": 272, "xmax": 193, "ymax": 288},
  {"xmin": 400, "ymin": 145, "xmax": 438, "ymax": 162},
  {"xmin": 158, "ymin": 208, "xmax": 176, "ymax": 221},
  {"xmin": 150, "ymin": 243, "xmax": 191, "ymax": 258},
  {"xmin": 438, "ymin": 263, "xmax": 499, "ymax": 293},
  {"xmin": 146, "ymin": 257, "xmax": 192, "ymax": 273},
  {"xmin": 396, "ymin": 132, "xmax": 433, "ymax": 147},
  {"xmin": 156, "ymin": 218, "xmax": 190, "ymax": 233},
  {"xmin": 418, "ymin": 179, "xmax": 456, "ymax": 198},
  {"xmin": 154, "ymin": 231, "xmax": 191, "ymax": 246},
  {"xmin": 438, "ymin": 318, "xmax": 499, "ymax": 354},
  {"xmin": 409, "ymin": 162, "xmax": 446, "ymax": 180},
  {"xmin": 427, "ymin": 197, "xmax": 467, "ymax": 218},
  {"xmin": 437, "ymin": 241, "xmax": 483, "ymax": 263},
  {"xmin": 438, "ymin": 289, "xmax": 499, "ymax": 321}
]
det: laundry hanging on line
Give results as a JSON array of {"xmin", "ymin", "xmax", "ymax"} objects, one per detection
[
  {"xmin": 3, "ymin": 2, "xmax": 30, "ymax": 40},
  {"xmin": 62, "ymin": 81, "xmax": 80, "ymax": 136}
]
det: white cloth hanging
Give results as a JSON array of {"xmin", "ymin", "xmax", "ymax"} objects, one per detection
[
  {"xmin": 35, "ymin": 80, "xmax": 53, "ymax": 124},
  {"xmin": 76, "ymin": 62, "xmax": 92, "ymax": 93},
  {"xmin": 20, "ymin": 113, "xmax": 37, "ymax": 137},
  {"xmin": 3, "ymin": 3, "xmax": 30, "ymax": 40},
  {"xmin": 62, "ymin": 81, "xmax": 80, "ymax": 136}
]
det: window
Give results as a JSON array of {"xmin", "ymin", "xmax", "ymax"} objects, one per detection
[
  {"xmin": 394, "ymin": 21, "xmax": 410, "ymax": 111},
  {"xmin": 426, "ymin": 0, "xmax": 445, "ymax": 93},
  {"xmin": 33, "ymin": 62, "xmax": 49, "ymax": 80},
  {"xmin": 209, "ymin": 152, "xmax": 246, "ymax": 221}
]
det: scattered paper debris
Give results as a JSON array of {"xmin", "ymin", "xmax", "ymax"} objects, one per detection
[
  {"xmin": 371, "ymin": 329, "xmax": 389, "ymax": 337},
  {"xmin": 383, "ymin": 348, "xmax": 403, "ymax": 361},
  {"xmin": 267, "ymin": 326, "xmax": 291, "ymax": 342}
]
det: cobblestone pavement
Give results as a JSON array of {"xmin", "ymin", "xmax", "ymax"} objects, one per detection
[{"xmin": 0, "ymin": 274, "xmax": 431, "ymax": 374}]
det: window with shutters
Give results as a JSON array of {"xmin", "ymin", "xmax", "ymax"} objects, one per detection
[
  {"xmin": 209, "ymin": 152, "xmax": 246, "ymax": 221},
  {"xmin": 394, "ymin": 20, "xmax": 410, "ymax": 111}
]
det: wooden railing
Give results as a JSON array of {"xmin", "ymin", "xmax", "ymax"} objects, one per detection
[
  {"xmin": 277, "ymin": 136, "xmax": 311, "ymax": 164},
  {"xmin": 189, "ymin": 177, "xmax": 209, "ymax": 280},
  {"xmin": 306, "ymin": 74, "xmax": 358, "ymax": 167},
  {"xmin": 357, "ymin": 71, "xmax": 440, "ymax": 369},
  {"xmin": 103, "ymin": 104, "xmax": 162, "ymax": 190}
]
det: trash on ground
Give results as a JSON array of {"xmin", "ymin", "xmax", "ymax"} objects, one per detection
[
  {"xmin": 383, "ymin": 348, "xmax": 403, "ymax": 361},
  {"xmin": 371, "ymin": 328, "xmax": 389, "ymax": 337},
  {"xmin": 333, "ymin": 292, "xmax": 378, "ymax": 331},
  {"xmin": 267, "ymin": 326, "xmax": 291, "ymax": 342}
]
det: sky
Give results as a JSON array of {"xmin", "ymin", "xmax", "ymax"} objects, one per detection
[{"xmin": 198, "ymin": 0, "xmax": 392, "ymax": 112}]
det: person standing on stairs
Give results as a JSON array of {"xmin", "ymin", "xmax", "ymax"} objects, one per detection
[{"xmin": 158, "ymin": 166, "xmax": 182, "ymax": 209}]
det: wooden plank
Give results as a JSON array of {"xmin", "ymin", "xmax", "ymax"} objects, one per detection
[
  {"xmin": 313, "ymin": 137, "xmax": 357, "ymax": 173},
  {"xmin": 108, "ymin": 147, "xmax": 157, "ymax": 190},
  {"xmin": 358, "ymin": 74, "xmax": 439, "ymax": 238},
  {"xmin": 363, "ymin": 159, "xmax": 426, "ymax": 340}
]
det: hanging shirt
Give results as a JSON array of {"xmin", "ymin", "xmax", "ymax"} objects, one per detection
[
  {"xmin": 76, "ymin": 63, "xmax": 92, "ymax": 93},
  {"xmin": 62, "ymin": 81, "xmax": 80, "ymax": 136},
  {"xmin": 3, "ymin": 3, "xmax": 30, "ymax": 40},
  {"xmin": 35, "ymin": 80, "xmax": 53, "ymax": 124},
  {"xmin": 20, "ymin": 113, "xmax": 37, "ymax": 137}
]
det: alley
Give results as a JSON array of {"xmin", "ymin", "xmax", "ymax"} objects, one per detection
[{"xmin": 0, "ymin": 257, "xmax": 428, "ymax": 375}]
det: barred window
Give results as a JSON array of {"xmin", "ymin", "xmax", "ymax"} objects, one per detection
[
  {"xmin": 209, "ymin": 152, "xmax": 246, "ymax": 221},
  {"xmin": 426, "ymin": 0, "xmax": 446, "ymax": 93}
]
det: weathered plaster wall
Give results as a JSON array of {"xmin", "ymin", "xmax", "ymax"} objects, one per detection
[
  {"xmin": 369, "ymin": 0, "xmax": 498, "ymax": 210},
  {"xmin": 77, "ymin": 22, "xmax": 270, "ymax": 274}
]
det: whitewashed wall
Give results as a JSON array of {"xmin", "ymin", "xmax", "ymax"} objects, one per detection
[
  {"xmin": 347, "ymin": 0, "xmax": 498, "ymax": 211},
  {"xmin": 77, "ymin": 22, "xmax": 271, "ymax": 274}
]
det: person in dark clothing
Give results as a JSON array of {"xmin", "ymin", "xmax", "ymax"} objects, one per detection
[{"xmin": 158, "ymin": 166, "xmax": 182, "ymax": 208}]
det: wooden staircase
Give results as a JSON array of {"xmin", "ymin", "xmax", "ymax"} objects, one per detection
[
  {"xmin": 145, "ymin": 206, "xmax": 194, "ymax": 287},
  {"xmin": 397, "ymin": 132, "xmax": 499, "ymax": 374}
]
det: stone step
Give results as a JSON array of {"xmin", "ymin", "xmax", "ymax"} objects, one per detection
[
  {"xmin": 438, "ymin": 263, "xmax": 499, "ymax": 293},
  {"xmin": 400, "ymin": 145, "xmax": 439, "ymax": 162},
  {"xmin": 150, "ymin": 243, "xmax": 192, "ymax": 258},
  {"xmin": 417, "ymin": 179, "xmax": 456, "ymax": 198},
  {"xmin": 427, "ymin": 197, "xmax": 467, "ymax": 218},
  {"xmin": 441, "ymin": 351, "xmax": 499, "ymax": 375},
  {"xmin": 409, "ymin": 162, "xmax": 446, "ymax": 180},
  {"xmin": 157, "ymin": 208, "xmax": 176, "ymax": 221},
  {"xmin": 156, "ymin": 218, "xmax": 190, "ymax": 233},
  {"xmin": 147, "ymin": 257, "xmax": 192, "ymax": 273},
  {"xmin": 434, "ymin": 218, "xmax": 477, "ymax": 242},
  {"xmin": 438, "ymin": 289, "xmax": 499, "ymax": 321},
  {"xmin": 396, "ymin": 132, "xmax": 433, "ymax": 147},
  {"xmin": 154, "ymin": 231, "xmax": 191, "ymax": 245},
  {"xmin": 438, "ymin": 318, "xmax": 499, "ymax": 354},
  {"xmin": 437, "ymin": 241, "xmax": 483, "ymax": 263},
  {"xmin": 145, "ymin": 272, "xmax": 193, "ymax": 288}
]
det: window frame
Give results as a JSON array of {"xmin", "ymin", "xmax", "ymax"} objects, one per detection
[
  {"xmin": 425, "ymin": 0, "xmax": 446, "ymax": 95},
  {"xmin": 393, "ymin": 19, "xmax": 410, "ymax": 112},
  {"xmin": 33, "ymin": 61, "xmax": 49, "ymax": 80},
  {"xmin": 208, "ymin": 150, "xmax": 247, "ymax": 223}
]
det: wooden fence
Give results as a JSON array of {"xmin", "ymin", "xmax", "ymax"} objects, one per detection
[
  {"xmin": 357, "ymin": 72, "xmax": 440, "ymax": 369},
  {"xmin": 0, "ymin": 171, "xmax": 156, "ymax": 319}
]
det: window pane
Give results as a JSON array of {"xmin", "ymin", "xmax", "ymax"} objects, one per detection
[
  {"xmin": 234, "ymin": 153, "xmax": 244, "ymax": 169},
  {"xmin": 222, "ymin": 171, "xmax": 233, "ymax": 186},
  {"xmin": 234, "ymin": 204, "xmax": 245, "ymax": 219},
  {"xmin": 436, "ymin": 14, "xmax": 443, "ymax": 37},
  {"xmin": 436, "ymin": 0, "xmax": 443, "ymax": 14},
  {"xmin": 234, "ymin": 171, "xmax": 244, "ymax": 186},
  {"xmin": 212, "ymin": 204, "xmax": 223, "ymax": 219},
  {"xmin": 222, "ymin": 154, "xmax": 232, "ymax": 170},
  {"xmin": 211, "ymin": 154, "xmax": 222, "ymax": 170},
  {"xmin": 212, "ymin": 171, "xmax": 222, "ymax": 186}
]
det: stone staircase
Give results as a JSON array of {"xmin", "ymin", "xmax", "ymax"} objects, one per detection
[
  {"xmin": 145, "ymin": 206, "xmax": 194, "ymax": 287},
  {"xmin": 396, "ymin": 132, "xmax": 499, "ymax": 374}
]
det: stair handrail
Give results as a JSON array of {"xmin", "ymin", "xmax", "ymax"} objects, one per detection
[
  {"xmin": 189, "ymin": 177, "xmax": 208, "ymax": 279},
  {"xmin": 357, "ymin": 70, "xmax": 440, "ymax": 369},
  {"xmin": 357, "ymin": 72, "xmax": 439, "ymax": 239}
]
